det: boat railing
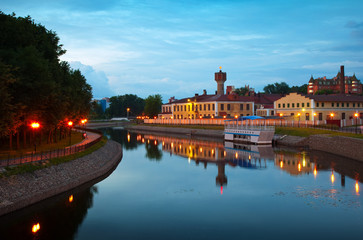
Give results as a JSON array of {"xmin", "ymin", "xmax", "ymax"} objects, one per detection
[{"xmin": 225, "ymin": 121, "xmax": 275, "ymax": 131}]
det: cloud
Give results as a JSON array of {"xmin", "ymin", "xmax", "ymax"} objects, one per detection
[{"xmin": 69, "ymin": 61, "xmax": 114, "ymax": 98}]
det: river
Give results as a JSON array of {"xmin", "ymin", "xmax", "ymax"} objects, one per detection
[{"xmin": 1, "ymin": 127, "xmax": 363, "ymax": 240}]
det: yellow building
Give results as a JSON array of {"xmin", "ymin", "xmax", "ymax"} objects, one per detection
[
  {"xmin": 159, "ymin": 68, "xmax": 281, "ymax": 119},
  {"xmin": 275, "ymin": 92, "xmax": 363, "ymax": 121}
]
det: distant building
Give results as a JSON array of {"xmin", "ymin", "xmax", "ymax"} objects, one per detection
[
  {"xmin": 100, "ymin": 97, "xmax": 110, "ymax": 112},
  {"xmin": 159, "ymin": 68, "xmax": 280, "ymax": 119},
  {"xmin": 308, "ymin": 65, "xmax": 362, "ymax": 95}
]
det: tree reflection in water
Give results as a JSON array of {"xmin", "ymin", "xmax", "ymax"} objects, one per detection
[{"xmin": 0, "ymin": 186, "xmax": 98, "ymax": 240}]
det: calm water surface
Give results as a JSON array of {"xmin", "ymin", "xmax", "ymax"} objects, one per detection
[{"xmin": 1, "ymin": 128, "xmax": 363, "ymax": 240}]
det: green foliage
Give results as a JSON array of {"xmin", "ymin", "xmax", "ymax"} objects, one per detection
[
  {"xmin": 263, "ymin": 82, "xmax": 290, "ymax": 94},
  {"xmin": 144, "ymin": 94, "xmax": 162, "ymax": 118},
  {"xmin": 290, "ymin": 84, "xmax": 308, "ymax": 94},
  {"xmin": 0, "ymin": 12, "xmax": 92, "ymax": 144},
  {"xmin": 106, "ymin": 94, "xmax": 145, "ymax": 118},
  {"xmin": 234, "ymin": 87, "xmax": 249, "ymax": 96},
  {"xmin": 89, "ymin": 101, "xmax": 105, "ymax": 119},
  {"xmin": 262, "ymin": 82, "xmax": 307, "ymax": 94}
]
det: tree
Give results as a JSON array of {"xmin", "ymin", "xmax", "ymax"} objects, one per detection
[
  {"xmin": 144, "ymin": 94, "xmax": 162, "ymax": 118},
  {"xmin": 263, "ymin": 82, "xmax": 290, "ymax": 94},
  {"xmin": 234, "ymin": 87, "xmax": 249, "ymax": 96},
  {"xmin": 106, "ymin": 94, "xmax": 145, "ymax": 118},
  {"xmin": 0, "ymin": 12, "xmax": 92, "ymax": 147},
  {"xmin": 290, "ymin": 84, "xmax": 308, "ymax": 94}
]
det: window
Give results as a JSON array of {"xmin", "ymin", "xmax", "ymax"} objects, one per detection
[
  {"xmin": 173, "ymin": 106, "xmax": 176, "ymax": 111},
  {"xmin": 221, "ymin": 104, "xmax": 224, "ymax": 110},
  {"xmin": 291, "ymin": 113, "xmax": 294, "ymax": 116},
  {"xmin": 271, "ymin": 110, "xmax": 274, "ymax": 115},
  {"xmin": 200, "ymin": 105, "xmax": 202, "ymax": 111},
  {"xmin": 287, "ymin": 103, "xmax": 290, "ymax": 108},
  {"xmin": 305, "ymin": 113, "xmax": 309, "ymax": 121},
  {"xmin": 319, "ymin": 113, "xmax": 322, "ymax": 121},
  {"xmin": 192, "ymin": 104, "xmax": 194, "ymax": 111},
  {"xmin": 353, "ymin": 103, "xmax": 356, "ymax": 107},
  {"xmin": 208, "ymin": 104, "xmax": 211, "ymax": 111},
  {"xmin": 177, "ymin": 106, "xmax": 179, "ymax": 111},
  {"xmin": 297, "ymin": 103, "xmax": 300, "ymax": 108},
  {"xmin": 278, "ymin": 104, "xmax": 281, "ymax": 108},
  {"xmin": 240, "ymin": 104, "xmax": 244, "ymax": 110},
  {"xmin": 246, "ymin": 104, "xmax": 250, "ymax": 110},
  {"xmin": 342, "ymin": 103, "xmax": 344, "ymax": 107},
  {"xmin": 347, "ymin": 103, "xmax": 349, "ymax": 107},
  {"xmin": 337, "ymin": 103, "xmax": 339, "ymax": 107},
  {"xmin": 322, "ymin": 102, "xmax": 324, "ymax": 107},
  {"xmin": 292, "ymin": 103, "xmax": 295, "ymax": 108},
  {"xmin": 204, "ymin": 104, "xmax": 206, "ymax": 111},
  {"xmin": 307, "ymin": 103, "xmax": 310, "ymax": 107},
  {"xmin": 332, "ymin": 103, "xmax": 334, "ymax": 107},
  {"xmin": 227, "ymin": 104, "xmax": 231, "ymax": 110},
  {"xmin": 316, "ymin": 102, "xmax": 319, "ymax": 107},
  {"xmin": 188, "ymin": 105, "xmax": 190, "ymax": 111},
  {"xmin": 212, "ymin": 104, "xmax": 215, "ymax": 110},
  {"xmin": 342, "ymin": 112, "xmax": 345, "ymax": 120},
  {"xmin": 302, "ymin": 103, "xmax": 305, "ymax": 107},
  {"xmin": 283, "ymin": 104, "xmax": 285, "ymax": 108}
]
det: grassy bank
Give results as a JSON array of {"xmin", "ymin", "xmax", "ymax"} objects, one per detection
[
  {"xmin": 275, "ymin": 127, "xmax": 363, "ymax": 139},
  {"xmin": 0, "ymin": 131, "xmax": 84, "ymax": 160},
  {"xmin": 0, "ymin": 137, "xmax": 107, "ymax": 177}
]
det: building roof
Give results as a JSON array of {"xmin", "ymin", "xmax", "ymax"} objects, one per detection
[
  {"xmin": 163, "ymin": 93, "xmax": 283, "ymax": 105},
  {"xmin": 290, "ymin": 93, "xmax": 363, "ymax": 102}
]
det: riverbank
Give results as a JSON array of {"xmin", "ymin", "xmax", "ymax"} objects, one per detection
[
  {"xmin": 126, "ymin": 124, "xmax": 363, "ymax": 162},
  {"xmin": 0, "ymin": 140, "xmax": 122, "ymax": 216}
]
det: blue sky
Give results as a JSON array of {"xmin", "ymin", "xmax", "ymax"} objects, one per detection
[{"xmin": 2, "ymin": 0, "xmax": 363, "ymax": 101}]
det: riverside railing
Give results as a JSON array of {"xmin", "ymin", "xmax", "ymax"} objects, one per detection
[{"xmin": 0, "ymin": 128, "xmax": 103, "ymax": 168}]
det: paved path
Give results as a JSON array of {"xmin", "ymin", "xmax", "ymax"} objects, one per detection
[{"xmin": 0, "ymin": 130, "xmax": 102, "ymax": 167}]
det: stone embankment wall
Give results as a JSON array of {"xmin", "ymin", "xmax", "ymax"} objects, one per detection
[
  {"xmin": 126, "ymin": 125, "xmax": 224, "ymax": 139},
  {"xmin": 306, "ymin": 135, "xmax": 363, "ymax": 162},
  {"xmin": 0, "ymin": 140, "xmax": 122, "ymax": 216}
]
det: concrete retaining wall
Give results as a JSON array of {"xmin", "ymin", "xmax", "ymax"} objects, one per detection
[
  {"xmin": 306, "ymin": 135, "xmax": 363, "ymax": 162},
  {"xmin": 0, "ymin": 140, "xmax": 122, "ymax": 216}
]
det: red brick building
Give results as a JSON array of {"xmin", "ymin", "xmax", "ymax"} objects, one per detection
[{"xmin": 308, "ymin": 66, "xmax": 362, "ymax": 95}]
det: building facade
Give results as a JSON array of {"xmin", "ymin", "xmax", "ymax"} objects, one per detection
[
  {"xmin": 308, "ymin": 66, "xmax": 362, "ymax": 95},
  {"xmin": 275, "ymin": 92, "xmax": 363, "ymax": 121}
]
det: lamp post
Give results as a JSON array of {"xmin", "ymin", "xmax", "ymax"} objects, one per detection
[
  {"xmin": 68, "ymin": 121, "xmax": 73, "ymax": 145},
  {"xmin": 30, "ymin": 122, "xmax": 40, "ymax": 153},
  {"xmin": 313, "ymin": 112, "xmax": 317, "ymax": 127},
  {"xmin": 297, "ymin": 113, "xmax": 301, "ymax": 127},
  {"xmin": 279, "ymin": 113, "xmax": 283, "ymax": 126},
  {"xmin": 127, "ymin": 108, "xmax": 130, "ymax": 119},
  {"xmin": 354, "ymin": 113, "xmax": 359, "ymax": 134}
]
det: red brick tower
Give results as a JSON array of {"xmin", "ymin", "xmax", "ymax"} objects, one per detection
[{"xmin": 215, "ymin": 66, "xmax": 227, "ymax": 95}]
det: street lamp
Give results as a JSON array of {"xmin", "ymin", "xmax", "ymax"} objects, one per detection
[
  {"xmin": 354, "ymin": 113, "xmax": 359, "ymax": 134},
  {"xmin": 127, "ymin": 108, "xmax": 130, "ymax": 119},
  {"xmin": 68, "ymin": 121, "xmax": 73, "ymax": 145},
  {"xmin": 330, "ymin": 113, "xmax": 334, "ymax": 120},
  {"xmin": 30, "ymin": 122, "xmax": 40, "ymax": 153},
  {"xmin": 297, "ymin": 112, "xmax": 301, "ymax": 127},
  {"xmin": 313, "ymin": 112, "xmax": 317, "ymax": 127}
]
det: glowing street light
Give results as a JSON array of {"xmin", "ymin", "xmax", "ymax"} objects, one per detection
[
  {"xmin": 68, "ymin": 121, "xmax": 73, "ymax": 145},
  {"xmin": 127, "ymin": 108, "xmax": 130, "ymax": 118},
  {"xmin": 32, "ymin": 223, "xmax": 40, "ymax": 234},
  {"xmin": 313, "ymin": 112, "xmax": 317, "ymax": 126},
  {"xmin": 297, "ymin": 113, "xmax": 301, "ymax": 127},
  {"xmin": 330, "ymin": 113, "xmax": 334, "ymax": 120},
  {"xmin": 30, "ymin": 122, "xmax": 40, "ymax": 153},
  {"xmin": 354, "ymin": 113, "xmax": 359, "ymax": 134}
]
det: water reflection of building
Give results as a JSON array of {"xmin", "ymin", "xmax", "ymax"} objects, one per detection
[
  {"xmin": 137, "ymin": 134, "xmax": 273, "ymax": 187},
  {"xmin": 274, "ymin": 151, "xmax": 312, "ymax": 176}
]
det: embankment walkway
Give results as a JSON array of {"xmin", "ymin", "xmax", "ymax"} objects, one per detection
[{"xmin": 0, "ymin": 139, "xmax": 122, "ymax": 216}]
